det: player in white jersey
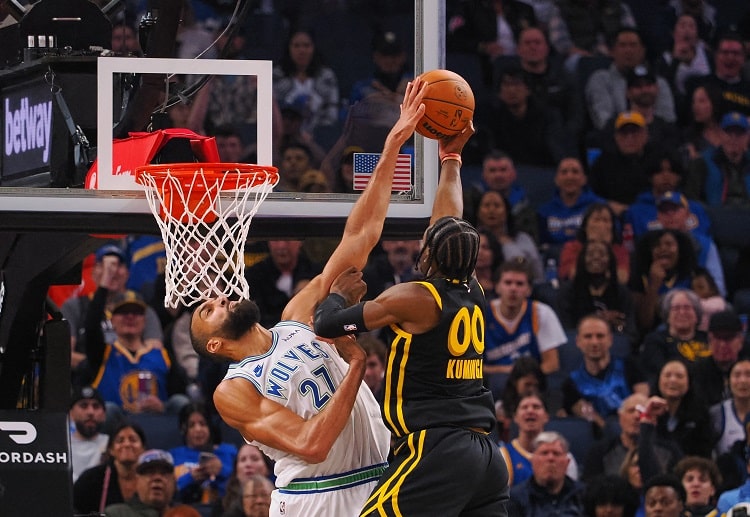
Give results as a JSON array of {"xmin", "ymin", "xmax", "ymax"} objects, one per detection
[{"xmin": 190, "ymin": 78, "xmax": 477, "ymax": 516}]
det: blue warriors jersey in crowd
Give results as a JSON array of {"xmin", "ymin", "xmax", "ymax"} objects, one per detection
[
  {"xmin": 484, "ymin": 300, "xmax": 541, "ymax": 367},
  {"xmin": 380, "ymin": 277, "xmax": 496, "ymax": 437}
]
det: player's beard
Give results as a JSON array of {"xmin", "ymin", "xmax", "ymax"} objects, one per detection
[{"xmin": 219, "ymin": 299, "xmax": 261, "ymax": 340}]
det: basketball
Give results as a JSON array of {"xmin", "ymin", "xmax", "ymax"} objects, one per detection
[{"xmin": 415, "ymin": 69, "xmax": 475, "ymax": 139}]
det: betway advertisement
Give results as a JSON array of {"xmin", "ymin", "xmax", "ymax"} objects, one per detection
[
  {"xmin": 2, "ymin": 79, "xmax": 53, "ymax": 180},
  {"xmin": 0, "ymin": 411, "xmax": 72, "ymax": 515}
]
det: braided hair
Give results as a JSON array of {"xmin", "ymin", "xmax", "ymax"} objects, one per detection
[{"xmin": 417, "ymin": 216, "xmax": 480, "ymax": 282}]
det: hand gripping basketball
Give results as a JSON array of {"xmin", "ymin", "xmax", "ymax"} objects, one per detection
[{"xmin": 415, "ymin": 69, "xmax": 475, "ymax": 139}]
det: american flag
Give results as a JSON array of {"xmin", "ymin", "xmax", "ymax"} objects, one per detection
[{"xmin": 352, "ymin": 153, "xmax": 412, "ymax": 191}]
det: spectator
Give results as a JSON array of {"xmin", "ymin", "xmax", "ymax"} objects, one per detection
[
  {"xmin": 272, "ymin": 28, "xmax": 339, "ymax": 134},
  {"xmin": 349, "ymin": 30, "xmax": 411, "ymax": 105},
  {"xmin": 446, "ymin": 0, "xmax": 537, "ymax": 86},
  {"xmin": 475, "ymin": 228, "xmax": 505, "ymax": 298},
  {"xmin": 559, "ymin": 202, "xmax": 630, "ymax": 284},
  {"xmin": 547, "ymin": 0, "xmax": 636, "ymax": 65},
  {"xmin": 70, "ymin": 385, "xmax": 108, "ymax": 482},
  {"xmin": 585, "ymin": 28, "xmax": 676, "ymax": 131},
  {"xmin": 463, "ymin": 149, "xmax": 539, "ymax": 241},
  {"xmin": 213, "ymin": 125, "xmax": 253, "ymax": 164},
  {"xmin": 513, "ymin": 26, "xmax": 583, "ymax": 147},
  {"xmin": 484, "ymin": 64, "xmax": 565, "ymax": 167},
  {"xmin": 244, "ymin": 240, "xmax": 322, "ymax": 328},
  {"xmin": 498, "ymin": 356, "xmax": 548, "ymax": 425},
  {"xmin": 223, "ymin": 474, "xmax": 274, "ymax": 517},
  {"xmin": 673, "ymin": 456, "xmax": 722, "ymax": 516},
  {"xmin": 681, "ymin": 84, "xmax": 725, "ymax": 161},
  {"xmin": 582, "ymin": 475, "xmax": 640, "ymax": 517},
  {"xmin": 276, "ymin": 142, "xmax": 315, "ymax": 192},
  {"xmin": 625, "ymin": 151, "xmax": 712, "ymax": 242},
  {"xmin": 654, "ymin": 360, "xmax": 714, "ymax": 458},
  {"xmin": 499, "ymin": 394, "xmax": 579, "ymax": 487},
  {"xmin": 359, "ymin": 334, "xmax": 387, "ymax": 403},
  {"xmin": 561, "ymin": 315, "xmax": 647, "ymax": 432},
  {"xmin": 640, "ymin": 289, "xmax": 710, "ymax": 386},
  {"xmin": 692, "ymin": 267, "xmax": 731, "ymax": 332},
  {"xmin": 362, "ymin": 240, "xmax": 422, "ymax": 300},
  {"xmin": 588, "ymin": 111, "xmax": 659, "ymax": 213},
  {"xmin": 693, "ymin": 310, "xmax": 749, "ymax": 407},
  {"xmin": 74, "ymin": 423, "xmax": 148, "ymax": 515},
  {"xmin": 278, "ymin": 103, "xmax": 327, "ymax": 168},
  {"xmin": 583, "ymin": 394, "xmax": 682, "ymax": 482},
  {"xmin": 628, "ymin": 229, "xmax": 698, "ymax": 334},
  {"xmin": 330, "ymin": 145, "xmax": 362, "ymax": 194},
  {"xmin": 655, "ymin": 14, "xmax": 713, "ymax": 103},
  {"xmin": 685, "ymin": 111, "xmax": 750, "ymax": 206},
  {"xmin": 685, "ymin": 32, "xmax": 750, "ymax": 118},
  {"xmin": 507, "ymin": 431, "xmax": 585, "ymax": 516},
  {"xmin": 297, "ymin": 169, "xmax": 330, "ymax": 193},
  {"xmin": 711, "ymin": 359, "xmax": 750, "ymax": 456},
  {"xmin": 85, "ymin": 280, "xmax": 190, "ymax": 420},
  {"xmin": 484, "ymin": 258, "xmax": 566, "ymax": 378},
  {"xmin": 62, "ymin": 245, "xmax": 164, "ymax": 386},
  {"xmin": 642, "ymin": 474, "xmax": 687, "ymax": 517},
  {"xmin": 717, "ymin": 418, "xmax": 750, "ymax": 493},
  {"xmin": 655, "ymin": 191, "xmax": 726, "ymax": 296},
  {"xmin": 104, "ymin": 449, "xmax": 176, "ymax": 516},
  {"xmin": 556, "ymin": 240, "xmax": 638, "ymax": 343},
  {"xmin": 111, "ymin": 22, "xmax": 142, "ymax": 56},
  {"xmin": 537, "ymin": 157, "xmax": 604, "ymax": 249},
  {"xmin": 475, "ymin": 190, "xmax": 543, "ymax": 282},
  {"xmin": 170, "ymin": 403, "xmax": 237, "ymax": 505},
  {"xmin": 220, "ymin": 444, "xmax": 274, "ymax": 517},
  {"xmin": 618, "ymin": 448, "xmax": 646, "ymax": 515}
]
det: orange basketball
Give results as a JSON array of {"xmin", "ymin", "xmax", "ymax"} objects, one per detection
[{"xmin": 415, "ymin": 69, "xmax": 475, "ymax": 139}]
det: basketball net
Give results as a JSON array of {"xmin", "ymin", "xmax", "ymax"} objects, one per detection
[{"xmin": 136, "ymin": 163, "xmax": 279, "ymax": 309}]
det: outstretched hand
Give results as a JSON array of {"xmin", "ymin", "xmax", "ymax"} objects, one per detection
[
  {"xmin": 388, "ymin": 77, "xmax": 427, "ymax": 144},
  {"xmin": 439, "ymin": 120, "xmax": 475, "ymax": 158}
]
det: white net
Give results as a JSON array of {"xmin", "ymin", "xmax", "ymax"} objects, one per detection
[{"xmin": 137, "ymin": 164, "xmax": 278, "ymax": 309}]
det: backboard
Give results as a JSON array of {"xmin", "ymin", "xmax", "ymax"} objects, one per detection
[{"xmin": 0, "ymin": 1, "xmax": 446, "ymax": 239}]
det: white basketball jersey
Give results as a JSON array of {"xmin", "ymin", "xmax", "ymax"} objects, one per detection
[
  {"xmin": 710, "ymin": 398, "xmax": 745, "ymax": 456},
  {"xmin": 224, "ymin": 321, "xmax": 390, "ymax": 487}
]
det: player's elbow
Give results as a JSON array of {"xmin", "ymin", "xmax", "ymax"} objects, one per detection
[{"xmin": 297, "ymin": 440, "xmax": 331, "ymax": 464}]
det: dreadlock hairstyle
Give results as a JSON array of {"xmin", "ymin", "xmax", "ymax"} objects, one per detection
[{"xmin": 417, "ymin": 216, "xmax": 480, "ymax": 282}]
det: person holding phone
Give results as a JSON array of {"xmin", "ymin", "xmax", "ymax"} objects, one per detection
[{"xmin": 170, "ymin": 403, "xmax": 237, "ymax": 505}]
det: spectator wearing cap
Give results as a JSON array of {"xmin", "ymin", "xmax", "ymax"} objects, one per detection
[
  {"xmin": 585, "ymin": 28, "xmax": 676, "ymax": 132},
  {"xmin": 278, "ymin": 102, "xmax": 327, "ymax": 169},
  {"xmin": 654, "ymin": 191, "xmax": 726, "ymax": 296},
  {"xmin": 685, "ymin": 31, "xmax": 750, "ymax": 120},
  {"xmin": 625, "ymin": 150, "xmax": 712, "ymax": 243},
  {"xmin": 85, "ymin": 254, "xmax": 190, "ymax": 421},
  {"xmin": 61, "ymin": 244, "xmax": 164, "ymax": 387},
  {"xmin": 350, "ymin": 30, "xmax": 412, "ymax": 105},
  {"xmin": 484, "ymin": 64, "xmax": 566, "ymax": 167},
  {"xmin": 711, "ymin": 358, "xmax": 750, "ymax": 456},
  {"xmin": 588, "ymin": 110, "xmax": 659, "ymax": 214},
  {"xmin": 685, "ymin": 110, "xmax": 750, "ymax": 206},
  {"xmin": 692, "ymin": 310, "xmax": 749, "ymax": 407},
  {"xmin": 717, "ymin": 425, "xmax": 750, "ymax": 514},
  {"xmin": 104, "ymin": 449, "xmax": 176, "ymax": 517},
  {"xmin": 70, "ymin": 385, "xmax": 109, "ymax": 482}
]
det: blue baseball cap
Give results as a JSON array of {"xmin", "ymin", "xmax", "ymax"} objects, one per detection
[
  {"xmin": 656, "ymin": 191, "xmax": 688, "ymax": 209},
  {"xmin": 720, "ymin": 112, "xmax": 750, "ymax": 131},
  {"xmin": 95, "ymin": 244, "xmax": 127, "ymax": 264}
]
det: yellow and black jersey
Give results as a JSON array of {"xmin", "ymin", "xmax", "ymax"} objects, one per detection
[{"xmin": 381, "ymin": 277, "xmax": 496, "ymax": 437}]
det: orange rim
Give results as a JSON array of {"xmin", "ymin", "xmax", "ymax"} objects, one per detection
[{"xmin": 135, "ymin": 162, "xmax": 279, "ymax": 190}]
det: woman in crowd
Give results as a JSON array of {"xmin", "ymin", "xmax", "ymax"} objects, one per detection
[
  {"xmin": 170, "ymin": 403, "xmax": 237, "ymax": 505},
  {"xmin": 475, "ymin": 189, "xmax": 543, "ymax": 282},
  {"xmin": 583, "ymin": 474, "xmax": 640, "ymax": 517},
  {"xmin": 499, "ymin": 356, "xmax": 548, "ymax": 421},
  {"xmin": 681, "ymin": 84, "xmax": 724, "ymax": 161},
  {"xmin": 653, "ymin": 360, "xmax": 714, "ymax": 458},
  {"xmin": 556, "ymin": 239, "xmax": 637, "ymax": 344},
  {"xmin": 639, "ymin": 289, "xmax": 710, "ymax": 385},
  {"xmin": 620, "ymin": 449, "xmax": 646, "ymax": 517},
  {"xmin": 224, "ymin": 474, "xmax": 275, "ymax": 517},
  {"xmin": 711, "ymin": 359, "xmax": 750, "ymax": 456},
  {"xmin": 691, "ymin": 267, "xmax": 730, "ymax": 332},
  {"xmin": 673, "ymin": 456, "xmax": 722, "ymax": 517},
  {"xmin": 628, "ymin": 229, "xmax": 698, "ymax": 334},
  {"xmin": 475, "ymin": 228, "xmax": 505, "ymax": 299},
  {"xmin": 73, "ymin": 422, "xmax": 147, "ymax": 515},
  {"xmin": 272, "ymin": 28, "xmax": 340, "ymax": 134},
  {"xmin": 559, "ymin": 202, "xmax": 630, "ymax": 284},
  {"xmin": 218, "ymin": 444, "xmax": 274, "ymax": 517}
]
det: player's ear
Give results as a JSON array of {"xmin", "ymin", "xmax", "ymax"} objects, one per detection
[{"xmin": 206, "ymin": 338, "xmax": 222, "ymax": 354}]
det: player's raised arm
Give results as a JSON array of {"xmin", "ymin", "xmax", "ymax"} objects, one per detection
[
  {"xmin": 430, "ymin": 121, "xmax": 475, "ymax": 225},
  {"xmin": 282, "ymin": 78, "xmax": 426, "ymax": 321}
]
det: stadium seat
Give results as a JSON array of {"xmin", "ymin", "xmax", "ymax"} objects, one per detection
[
  {"xmin": 127, "ymin": 413, "xmax": 183, "ymax": 451},
  {"xmin": 546, "ymin": 416, "xmax": 595, "ymax": 465}
]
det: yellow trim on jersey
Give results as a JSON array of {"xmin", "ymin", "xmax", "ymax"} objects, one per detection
[
  {"xmin": 360, "ymin": 430, "xmax": 426, "ymax": 517},
  {"xmin": 385, "ymin": 325, "xmax": 413, "ymax": 436},
  {"xmin": 414, "ymin": 281, "xmax": 442, "ymax": 310},
  {"xmin": 499, "ymin": 444, "xmax": 514, "ymax": 486},
  {"xmin": 91, "ymin": 346, "xmax": 113, "ymax": 388},
  {"xmin": 511, "ymin": 438, "xmax": 533, "ymax": 461},
  {"xmin": 130, "ymin": 241, "xmax": 165, "ymax": 263}
]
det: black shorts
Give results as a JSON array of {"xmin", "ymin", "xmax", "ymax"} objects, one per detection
[{"xmin": 360, "ymin": 427, "xmax": 509, "ymax": 517}]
